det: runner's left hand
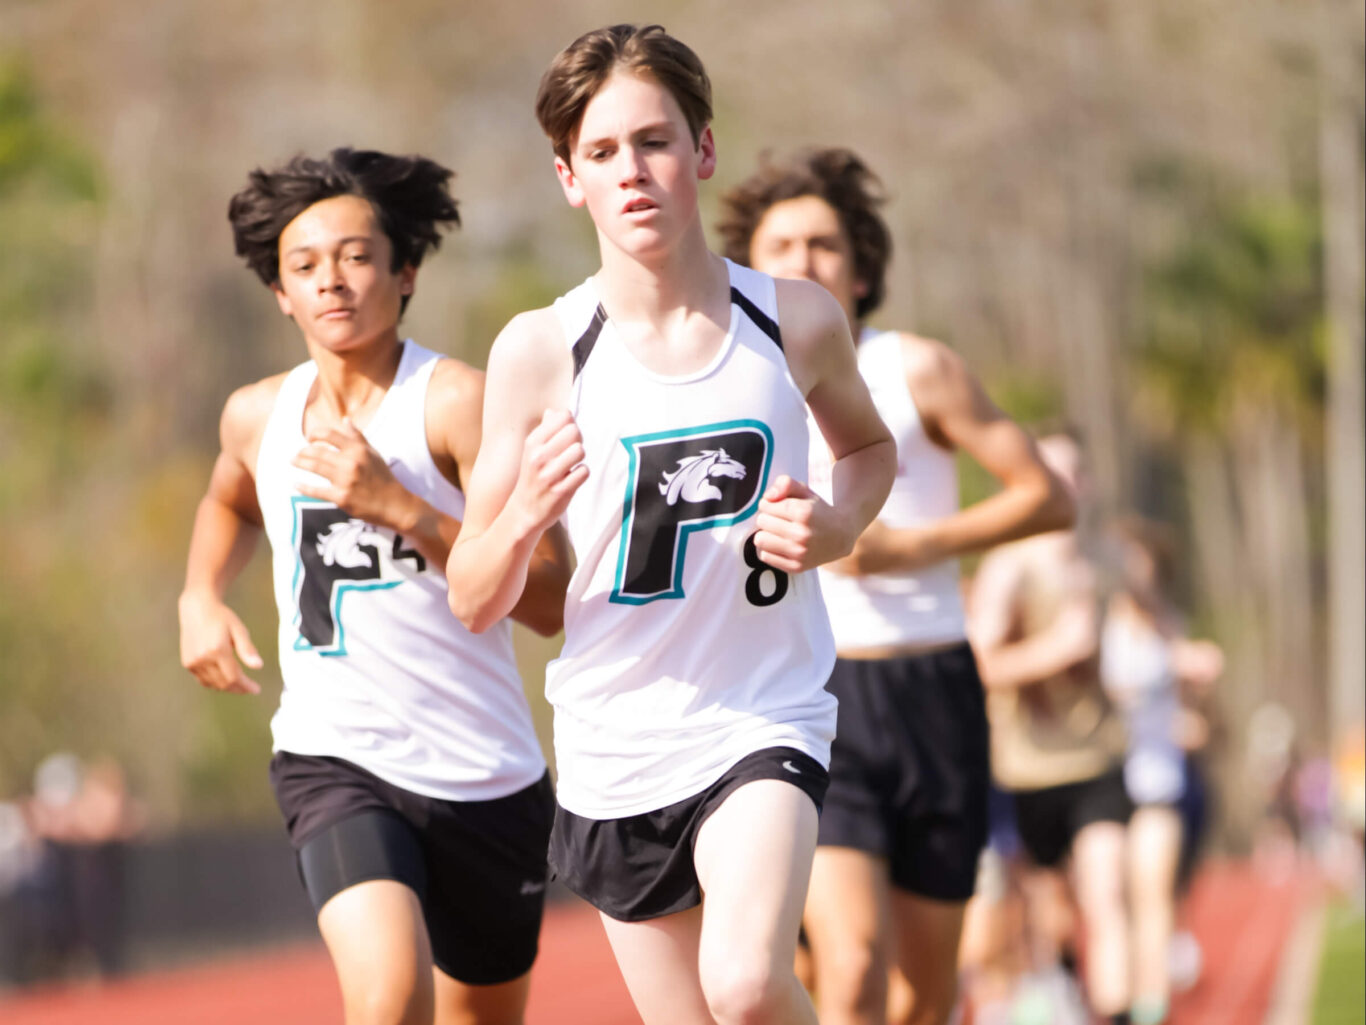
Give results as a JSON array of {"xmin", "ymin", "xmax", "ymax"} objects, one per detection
[{"xmin": 752, "ymin": 475, "xmax": 855, "ymax": 573}]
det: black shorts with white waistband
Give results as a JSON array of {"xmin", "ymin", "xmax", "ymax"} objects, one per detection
[
  {"xmin": 818, "ymin": 643, "xmax": 991, "ymax": 902},
  {"xmin": 269, "ymin": 751, "xmax": 554, "ymax": 985},
  {"xmin": 549, "ymin": 746, "xmax": 829, "ymax": 923}
]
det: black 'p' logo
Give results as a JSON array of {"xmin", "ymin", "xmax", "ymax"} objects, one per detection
[{"xmin": 610, "ymin": 419, "xmax": 773, "ymax": 604}]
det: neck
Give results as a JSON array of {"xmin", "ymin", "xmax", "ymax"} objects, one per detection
[
  {"xmin": 304, "ymin": 332, "xmax": 404, "ymax": 424},
  {"xmin": 593, "ymin": 219, "xmax": 725, "ymax": 322}
]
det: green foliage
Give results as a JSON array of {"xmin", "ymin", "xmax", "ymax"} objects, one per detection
[
  {"xmin": 1136, "ymin": 189, "xmax": 1326, "ymax": 438},
  {"xmin": 0, "ymin": 61, "xmax": 100, "ymax": 202},
  {"xmin": 0, "ymin": 56, "xmax": 118, "ymax": 799}
]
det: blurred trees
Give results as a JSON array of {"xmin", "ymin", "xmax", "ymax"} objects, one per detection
[
  {"xmin": 1136, "ymin": 190, "xmax": 1327, "ymax": 832},
  {"xmin": 0, "ymin": 0, "xmax": 1360, "ymax": 837}
]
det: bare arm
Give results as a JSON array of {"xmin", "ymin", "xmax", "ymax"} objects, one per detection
[
  {"xmin": 968, "ymin": 544, "xmax": 1100, "ymax": 690},
  {"xmin": 446, "ymin": 311, "xmax": 585, "ymax": 633},
  {"xmin": 178, "ymin": 381, "xmax": 276, "ymax": 695},
  {"xmin": 434, "ymin": 359, "xmax": 573, "ymax": 637},
  {"xmin": 830, "ymin": 336, "xmax": 1073, "ymax": 575},
  {"xmin": 753, "ymin": 279, "xmax": 896, "ymax": 572}
]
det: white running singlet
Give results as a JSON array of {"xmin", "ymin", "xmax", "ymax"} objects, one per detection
[
  {"xmin": 257, "ymin": 340, "xmax": 546, "ymax": 801},
  {"xmin": 546, "ymin": 261, "xmax": 838, "ymax": 819},
  {"xmin": 1101, "ymin": 612, "xmax": 1185, "ymax": 805},
  {"xmin": 811, "ymin": 328, "xmax": 966, "ymax": 651}
]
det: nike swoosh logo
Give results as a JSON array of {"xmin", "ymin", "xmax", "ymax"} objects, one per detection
[{"xmin": 782, "ymin": 760, "xmax": 801, "ymax": 774}]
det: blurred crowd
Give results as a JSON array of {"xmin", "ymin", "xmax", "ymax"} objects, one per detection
[{"xmin": 0, "ymin": 753, "xmax": 144, "ymax": 985}]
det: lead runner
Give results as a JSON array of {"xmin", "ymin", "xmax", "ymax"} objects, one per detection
[{"xmin": 446, "ymin": 24, "xmax": 895, "ymax": 1025}]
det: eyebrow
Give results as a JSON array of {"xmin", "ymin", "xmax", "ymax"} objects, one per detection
[
  {"xmin": 282, "ymin": 235, "xmax": 373, "ymax": 257},
  {"xmin": 578, "ymin": 121, "xmax": 676, "ymax": 150}
]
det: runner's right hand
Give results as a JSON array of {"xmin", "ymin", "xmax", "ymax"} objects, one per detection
[
  {"xmin": 510, "ymin": 409, "xmax": 588, "ymax": 538},
  {"xmin": 178, "ymin": 591, "xmax": 263, "ymax": 695}
]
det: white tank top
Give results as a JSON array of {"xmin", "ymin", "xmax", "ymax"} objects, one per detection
[
  {"xmin": 546, "ymin": 260, "xmax": 838, "ymax": 818},
  {"xmin": 1101, "ymin": 611, "xmax": 1184, "ymax": 804},
  {"xmin": 811, "ymin": 328, "xmax": 966, "ymax": 650},
  {"xmin": 257, "ymin": 340, "xmax": 546, "ymax": 801}
]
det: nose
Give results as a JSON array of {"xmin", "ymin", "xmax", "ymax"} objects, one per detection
[
  {"xmin": 317, "ymin": 257, "xmax": 345, "ymax": 292},
  {"xmin": 617, "ymin": 145, "xmax": 648, "ymax": 187},
  {"xmin": 782, "ymin": 242, "xmax": 816, "ymax": 281}
]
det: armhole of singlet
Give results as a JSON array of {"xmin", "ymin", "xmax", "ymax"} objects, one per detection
[
  {"xmin": 254, "ymin": 363, "xmax": 313, "ymax": 485},
  {"xmin": 732, "ymin": 264, "xmax": 812, "ymax": 406},
  {"xmin": 409, "ymin": 348, "xmax": 458, "ymax": 492},
  {"xmin": 571, "ymin": 302, "xmax": 608, "ymax": 380}
]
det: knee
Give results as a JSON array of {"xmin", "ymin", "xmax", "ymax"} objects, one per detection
[
  {"xmin": 343, "ymin": 975, "xmax": 433, "ymax": 1025},
  {"xmin": 699, "ymin": 954, "xmax": 793, "ymax": 1025},
  {"xmin": 818, "ymin": 939, "xmax": 888, "ymax": 1016},
  {"xmin": 897, "ymin": 969, "xmax": 959, "ymax": 1025}
]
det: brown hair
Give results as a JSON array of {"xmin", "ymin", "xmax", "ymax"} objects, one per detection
[
  {"xmin": 535, "ymin": 24, "xmax": 712, "ymax": 164},
  {"xmin": 717, "ymin": 147, "xmax": 891, "ymax": 319}
]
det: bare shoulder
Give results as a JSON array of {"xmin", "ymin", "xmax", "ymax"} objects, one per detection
[
  {"xmin": 772, "ymin": 276, "xmax": 851, "ymax": 395},
  {"xmin": 428, "ymin": 356, "xmax": 485, "ymax": 421},
  {"xmin": 483, "ymin": 306, "xmax": 573, "ymax": 431},
  {"xmin": 896, "ymin": 332, "xmax": 970, "ymax": 391},
  {"xmin": 426, "ymin": 357, "xmax": 486, "ymax": 467},
  {"xmin": 774, "ymin": 276, "xmax": 848, "ymax": 340},
  {"xmin": 489, "ymin": 307, "xmax": 569, "ymax": 374},
  {"xmin": 220, "ymin": 372, "xmax": 288, "ymax": 463}
]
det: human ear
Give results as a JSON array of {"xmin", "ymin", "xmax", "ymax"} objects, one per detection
[
  {"xmin": 271, "ymin": 282, "xmax": 293, "ymax": 317},
  {"xmin": 696, "ymin": 125, "xmax": 717, "ymax": 181},
  {"xmin": 554, "ymin": 156, "xmax": 586, "ymax": 208}
]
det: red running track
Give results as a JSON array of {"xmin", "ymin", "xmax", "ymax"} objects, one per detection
[
  {"xmin": 0, "ymin": 861, "xmax": 1316, "ymax": 1024},
  {"xmin": 1169, "ymin": 860, "xmax": 1319, "ymax": 1025},
  {"xmin": 0, "ymin": 895, "xmax": 641, "ymax": 1025}
]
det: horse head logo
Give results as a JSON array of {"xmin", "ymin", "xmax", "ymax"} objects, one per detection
[
  {"xmin": 316, "ymin": 519, "xmax": 384, "ymax": 569},
  {"xmin": 659, "ymin": 448, "xmax": 747, "ymax": 506}
]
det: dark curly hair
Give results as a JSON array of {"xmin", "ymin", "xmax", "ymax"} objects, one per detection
[
  {"xmin": 717, "ymin": 147, "xmax": 891, "ymax": 320},
  {"xmin": 227, "ymin": 147, "xmax": 459, "ymax": 314}
]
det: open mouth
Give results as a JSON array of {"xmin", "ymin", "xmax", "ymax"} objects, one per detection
[{"xmin": 623, "ymin": 198, "xmax": 656, "ymax": 214}]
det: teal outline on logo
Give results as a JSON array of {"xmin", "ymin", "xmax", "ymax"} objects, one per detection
[
  {"xmin": 610, "ymin": 418, "xmax": 773, "ymax": 605},
  {"xmin": 289, "ymin": 495, "xmax": 401, "ymax": 657}
]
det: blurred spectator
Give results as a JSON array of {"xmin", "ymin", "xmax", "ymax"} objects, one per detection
[
  {"xmin": 24, "ymin": 752, "xmax": 146, "ymax": 980},
  {"xmin": 0, "ymin": 800, "xmax": 44, "ymax": 984}
]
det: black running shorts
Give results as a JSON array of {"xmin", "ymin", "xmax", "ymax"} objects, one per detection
[
  {"xmin": 818, "ymin": 643, "xmax": 991, "ymax": 901},
  {"xmin": 269, "ymin": 751, "xmax": 554, "ymax": 985},
  {"xmin": 549, "ymin": 746, "xmax": 829, "ymax": 923},
  {"xmin": 1010, "ymin": 766, "xmax": 1134, "ymax": 869}
]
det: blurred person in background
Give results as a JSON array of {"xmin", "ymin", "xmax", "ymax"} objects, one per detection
[
  {"xmin": 179, "ymin": 147, "xmax": 570, "ymax": 1025},
  {"xmin": 718, "ymin": 146, "xmax": 1073, "ymax": 1025},
  {"xmin": 1101, "ymin": 517, "xmax": 1224, "ymax": 1024},
  {"xmin": 0, "ymin": 797, "xmax": 42, "ymax": 984},
  {"xmin": 969, "ymin": 432, "xmax": 1134, "ymax": 1025},
  {"xmin": 21, "ymin": 753, "xmax": 145, "ymax": 981}
]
